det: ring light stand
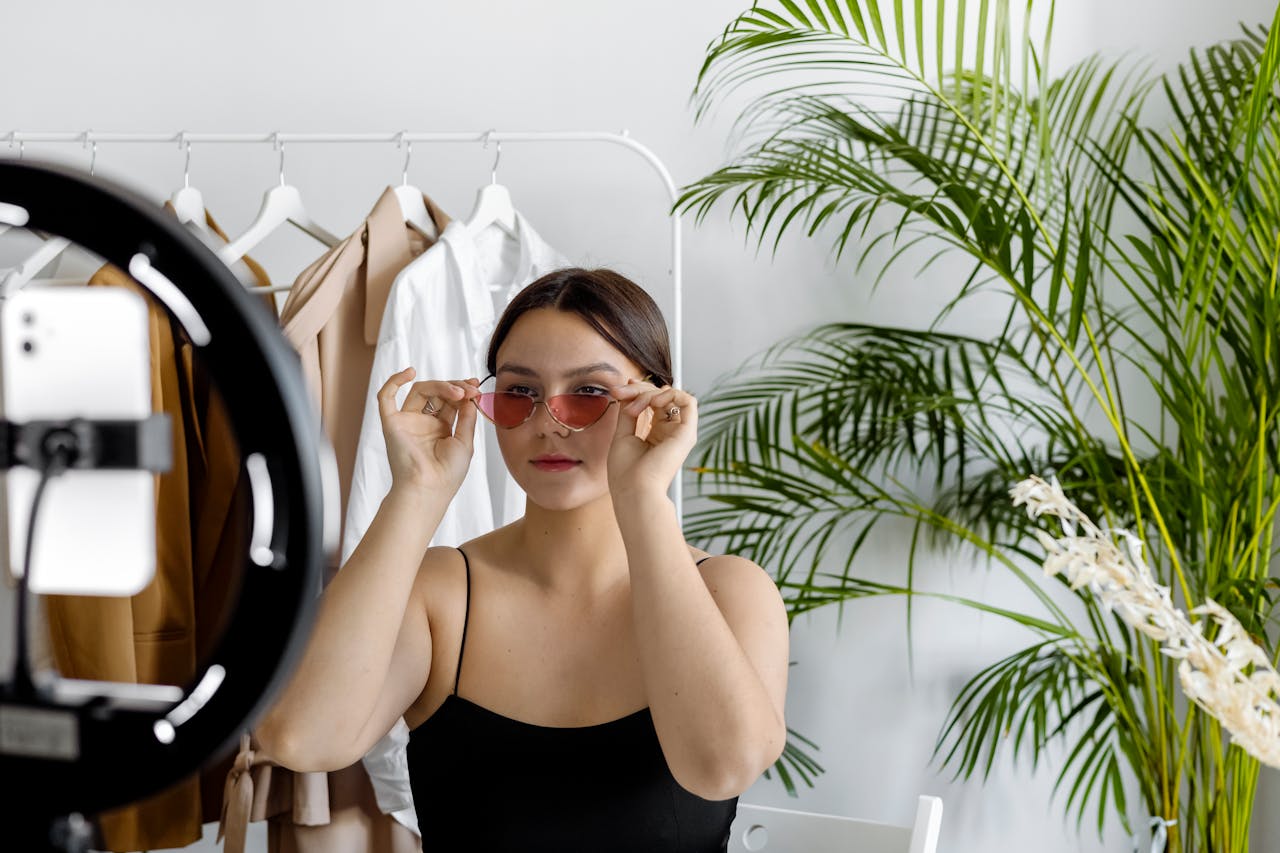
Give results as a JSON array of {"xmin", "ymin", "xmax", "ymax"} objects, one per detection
[{"xmin": 0, "ymin": 160, "xmax": 331, "ymax": 851}]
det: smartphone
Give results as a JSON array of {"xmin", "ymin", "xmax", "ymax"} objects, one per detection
[{"xmin": 0, "ymin": 286, "xmax": 157, "ymax": 596}]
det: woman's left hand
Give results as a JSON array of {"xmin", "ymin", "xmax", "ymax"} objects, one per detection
[{"xmin": 608, "ymin": 378, "xmax": 698, "ymax": 501}]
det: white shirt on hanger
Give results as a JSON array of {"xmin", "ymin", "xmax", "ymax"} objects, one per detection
[
  {"xmin": 345, "ymin": 211, "xmax": 569, "ymax": 564},
  {"xmin": 344, "ymin": 212, "xmax": 569, "ymax": 835}
]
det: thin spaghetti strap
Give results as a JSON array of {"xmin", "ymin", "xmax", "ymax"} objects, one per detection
[
  {"xmin": 453, "ymin": 547, "xmax": 472, "ymax": 696},
  {"xmin": 695, "ymin": 555, "xmax": 715, "ymax": 566}
]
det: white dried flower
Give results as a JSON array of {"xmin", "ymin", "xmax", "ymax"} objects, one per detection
[{"xmin": 1011, "ymin": 475, "xmax": 1280, "ymax": 768}]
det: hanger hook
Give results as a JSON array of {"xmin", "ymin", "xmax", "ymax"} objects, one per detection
[
  {"xmin": 482, "ymin": 131, "xmax": 502, "ymax": 185},
  {"xmin": 179, "ymin": 132, "xmax": 192, "ymax": 188},
  {"xmin": 82, "ymin": 130, "xmax": 97, "ymax": 177},
  {"xmin": 397, "ymin": 131, "xmax": 412, "ymax": 186},
  {"xmin": 273, "ymin": 133, "xmax": 286, "ymax": 187}
]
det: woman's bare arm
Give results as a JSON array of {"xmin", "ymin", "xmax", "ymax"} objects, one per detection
[
  {"xmin": 617, "ymin": 492, "xmax": 789, "ymax": 801},
  {"xmin": 606, "ymin": 379, "xmax": 789, "ymax": 800},
  {"xmin": 254, "ymin": 486, "xmax": 449, "ymax": 770},
  {"xmin": 255, "ymin": 368, "xmax": 482, "ymax": 770}
]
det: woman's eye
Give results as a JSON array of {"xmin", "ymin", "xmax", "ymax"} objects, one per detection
[{"xmin": 503, "ymin": 385, "xmax": 607, "ymax": 396}]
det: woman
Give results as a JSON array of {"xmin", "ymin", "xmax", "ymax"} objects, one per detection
[{"xmin": 257, "ymin": 268, "xmax": 789, "ymax": 851}]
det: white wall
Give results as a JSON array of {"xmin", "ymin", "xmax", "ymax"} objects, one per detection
[{"xmin": 3, "ymin": 2, "xmax": 1276, "ymax": 852}]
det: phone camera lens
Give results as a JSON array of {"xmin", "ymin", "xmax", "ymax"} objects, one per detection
[{"xmin": 22, "ymin": 341, "xmax": 35, "ymax": 355}]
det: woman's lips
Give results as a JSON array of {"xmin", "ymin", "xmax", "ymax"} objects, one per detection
[{"xmin": 532, "ymin": 459, "xmax": 580, "ymax": 472}]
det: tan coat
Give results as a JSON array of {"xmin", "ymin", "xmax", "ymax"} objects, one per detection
[
  {"xmin": 41, "ymin": 193, "xmax": 442, "ymax": 853},
  {"xmin": 42, "ymin": 208, "xmax": 277, "ymax": 851}
]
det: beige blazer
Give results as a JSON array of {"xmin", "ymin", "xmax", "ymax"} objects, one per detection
[
  {"xmin": 279, "ymin": 187, "xmax": 447, "ymax": 580},
  {"xmin": 218, "ymin": 189, "xmax": 446, "ymax": 853}
]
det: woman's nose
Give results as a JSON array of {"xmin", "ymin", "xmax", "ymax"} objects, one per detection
[{"xmin": 531, "ymin": 400, "xmax": 569, "ymax": 434}]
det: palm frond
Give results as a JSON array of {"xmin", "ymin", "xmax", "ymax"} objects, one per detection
[
  {"xmin": 932, "ymin": 638, "xmax": 1158, "ymax": 837},
  {"xmin": 684, "ymin": 4, "xmax": 1280, "ymax": 846}
]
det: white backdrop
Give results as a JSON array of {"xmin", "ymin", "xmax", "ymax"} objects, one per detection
[{"xmin": 3, "ymin": 2, "xmax": 1277, "ymax": 851}]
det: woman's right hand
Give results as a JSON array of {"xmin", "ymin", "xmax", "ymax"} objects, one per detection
[{"xmin": 377, "ymin": 367, "xmax": 481, "ymax": 495}]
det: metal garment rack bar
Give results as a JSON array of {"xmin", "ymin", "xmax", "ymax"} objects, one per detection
[{"xmin": 4, "ymin": 129, "xmax": 688, "ymax": 518}]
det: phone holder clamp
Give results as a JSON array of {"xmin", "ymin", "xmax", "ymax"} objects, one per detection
[{"xmin": 0, "ymin": 415, "xmax": 172, "ymax": 472}]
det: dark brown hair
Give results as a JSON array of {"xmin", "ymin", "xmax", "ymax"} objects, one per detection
[{"xmin": 486, "ymin": 268, "xmax": 673, "ymax": 387}]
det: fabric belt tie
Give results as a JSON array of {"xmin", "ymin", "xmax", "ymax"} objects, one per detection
[{"xmin": 216, "ymin": 733, "xmax": 255, "ymax": 853}]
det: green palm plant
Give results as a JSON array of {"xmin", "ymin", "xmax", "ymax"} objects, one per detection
[{"xmin": 680, "ymin": 3, "xmax": 1280, "ymax": 851}]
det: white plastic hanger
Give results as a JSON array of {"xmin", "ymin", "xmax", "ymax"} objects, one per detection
[
  {"xmin": 0, "ymin": 135, "xmax": 22, "ymax": 235},
  {"xmin": 393, "ymin": 133, "xmax": 438, "ymax": 240},
  {"xmin": 1, "ymin": 236, "xmax": 72, "ymax": 295},
  {"xmin": 219, "ymin": 136, "xmax": 340, "ymax": 265},
  {"xmin": 0, "ymin": 134, "xmax": 96, "ymax": 294},
  {"xmin": 464, "ymin": 133, "xmax": 517, "ymax": 237},
  {"xmin": 170, "ymin": 134, "xmax": 208, "ymax": 235}
]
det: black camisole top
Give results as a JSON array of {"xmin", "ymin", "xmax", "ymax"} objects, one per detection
[{"xmin": 405, "ymin": 548, "xmax": 739, "ymax": 852}]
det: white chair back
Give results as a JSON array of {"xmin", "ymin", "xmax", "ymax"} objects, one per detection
[{"xmin": 727, "ymin": 795, "xmax": 943, "ymax": 853}]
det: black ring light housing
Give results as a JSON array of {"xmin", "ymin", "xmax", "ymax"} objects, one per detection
[{"xmin": 0, "ymin": 161, "xmax": 328, "ymax": 847}]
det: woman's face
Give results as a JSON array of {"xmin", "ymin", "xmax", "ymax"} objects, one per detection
[{"xmin": 489, "ymin": 308, "xmax": 649, "ymax": 512}]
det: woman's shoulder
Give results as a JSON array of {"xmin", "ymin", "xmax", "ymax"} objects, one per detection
[
  {"xmin": 421, "ymin": 543, "xmax": 469, "ymax": 568},
  {"xmin": 693, "ymin": 553, "xmax": 784, "ymax": 622},
  {"xmin": 691, "ymin": 547, "xmax": 763, "ymax": 568},
  {"xmin": 691, "ymin": 551, "xmax": 776, "ymax": 593},
  {"xmin": 415, "ymin": 545, "xmax": 470, "ymax": 599},
  {"xmin": 454, "ymin": 526, "xmax": 508, "ymax": 563}
]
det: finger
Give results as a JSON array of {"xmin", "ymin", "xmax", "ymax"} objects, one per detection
[
  {"xmin": 453, "ymin": 391, "xmax": 479, "ymax": 453},
  {"xmin": 454, "ymin": 378, "xmax": 483, "ymax": 410},
  {"xmin": 641, "ymin": 387, "xmax": 679, "ymax": 414},
  {"xmin": 674, "ymin": 398, "xmax": 697, "ymax": 429},
  {"xmin": 638, "ymin": 392, "xmax": 698, "ymax": 460},
  {"xmin": 401, "ymin": 380, "xmax": 457, "ymax": 414},
  {"xmin": 622, "ymin": 387, "xmax": 666, "ymax": 418},
  {"xmin": 377, "ymin": 367, "xmax": 416, "ymax": 420},
  {"xmin": 398, "ymin": 380, "xmax": 435, "ymax": 413},
  {"xmin": 642, "ymin": 388, "xmax": 697, "ymax": 428},
  {"xmin": 643, "ymin": 387, "xmax": 691, "ymax": 406},
  {"xmin": 612, "ymin": 375, "xmax": 657, "ymax": 397},
  {"xmin": 405, "ymin": 379, "xmax": 480, "ymax": 414},
  {"xmin": 613, "ymin": 389, "xmax": 641, "ymax": 442}
]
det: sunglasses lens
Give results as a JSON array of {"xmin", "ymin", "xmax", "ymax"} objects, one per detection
[
  {"xmin": 548, "ymin": 394, "xmax": 612, "ymax": 429},
  {"xmin": 476, "ymin": 392, "xmax": 534, "ymax": 428}
]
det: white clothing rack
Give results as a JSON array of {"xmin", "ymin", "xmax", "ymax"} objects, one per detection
[{"xmin": 4, "ymin": 130, "xmax": 687, "ymax": 517}]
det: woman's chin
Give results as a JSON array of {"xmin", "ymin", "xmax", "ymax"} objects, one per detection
[{"xmin": 521, "ymin": 482, "xmax": 611, "ymax": 514}]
